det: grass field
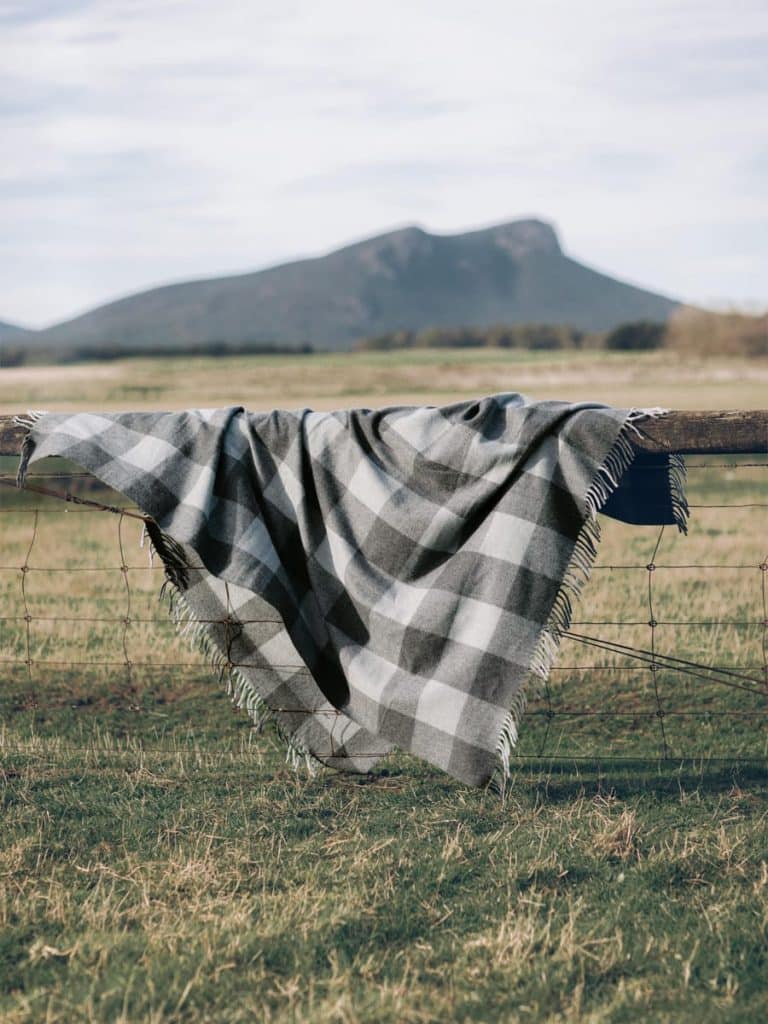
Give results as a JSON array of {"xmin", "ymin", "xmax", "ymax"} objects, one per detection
[
  {"xmin": 2, "ymin": 346, "xmax": 768, "ymax": 413},
  {"xmin": 1, "ymin": 349, "xmax": 767, "ymax": 1021}
]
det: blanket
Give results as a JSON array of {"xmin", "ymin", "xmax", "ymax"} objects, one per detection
[{"xmin": 17, "ymin": 395, "xmax": 687, "ymax": 789}]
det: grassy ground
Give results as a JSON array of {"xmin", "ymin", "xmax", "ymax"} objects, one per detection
[
  {"xmin": 2, "ymin": 346, "xmax": 768, "ymax": 413},
  {"xmin": 1, "ymin": 350, "xmax": 767, "ymax": 1021}
]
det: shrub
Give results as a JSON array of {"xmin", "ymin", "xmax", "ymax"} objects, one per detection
[{"xmin": 604, "ymin": 321, "xmax": 666, "ymax": 351}]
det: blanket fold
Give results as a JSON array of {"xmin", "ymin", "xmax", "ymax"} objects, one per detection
[{"xmin": 17, "ymin": 394, "xmax": 687, "ymax": 789}]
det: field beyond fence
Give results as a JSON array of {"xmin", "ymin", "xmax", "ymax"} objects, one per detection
[{"xmin": 1, "ymin": 352, "xmax": 767, "ymax": 1022}]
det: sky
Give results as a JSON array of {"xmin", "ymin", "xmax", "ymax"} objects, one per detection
[{"xmin": 1, "ymin": 0, "xmax": 767, "ymax": 329}]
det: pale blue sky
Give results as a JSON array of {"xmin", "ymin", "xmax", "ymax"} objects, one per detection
[{"xmin": 1, "ymin": 0, "xmax": 766, "ymax": 327}]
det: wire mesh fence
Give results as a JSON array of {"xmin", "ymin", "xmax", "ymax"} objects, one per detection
[{"xmin": 1, "ymin": 414, "xmax": 767, "ymax": 772}]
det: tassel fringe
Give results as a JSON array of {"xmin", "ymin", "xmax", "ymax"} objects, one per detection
[
  {"xmin": 15, "ymin": 411, "xmax": 48, "ymax": 488},
  {"xmin": 142, "ymin": 519, "xmax": 191, "ymax": 594},
  {"xmin": 153, "ymin": 532, "xmax": 317, "ymax": 776},
  {"xmin": 492, "ymin": 407, "xmax": 686, "ymax": 794},
  {"xmin": 13, "ymin": 410, "xmax": 48, "ymax": 431},
  {"xmin": 668, "ymin": 453, "xmax": 689, "ymax": 534}
]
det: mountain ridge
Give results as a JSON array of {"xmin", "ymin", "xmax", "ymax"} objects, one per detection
[
  {"xmin": 17, "ymin": 219, "xmax": 680, "ymax": 352},
  {"xmin": 0, "ymin": 320, "xmax": 31, "ymax": 341}
]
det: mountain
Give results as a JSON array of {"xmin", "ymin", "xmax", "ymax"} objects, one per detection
[
  {"xmin": 25, "ymin": 220, "xmax": 679, "ymax": 353},
  {"xmin": 0, "ymin": 320, "xmax": 30, "ymax": 342}
]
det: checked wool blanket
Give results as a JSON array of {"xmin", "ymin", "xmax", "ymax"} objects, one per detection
[{"xmin": 18, "ymin": 395, "xmax": 687, "ymax": 789}]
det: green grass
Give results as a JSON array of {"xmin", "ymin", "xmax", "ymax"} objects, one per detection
[
  {"xmin": 1, "ymin": 353, "xmax": 767, "ymax": 1021},
  {"xmin": 2, "ymin": 751, "xmax": 767, "ymax": 1022}
]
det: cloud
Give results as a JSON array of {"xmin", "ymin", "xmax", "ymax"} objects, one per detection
[
  {"xmin": 0, "ymin": 0, "xmax": 95, "ymax": 26},
  {"xmin": 1, "ymin": 0, "xmax": 767, "ymax": 325}
]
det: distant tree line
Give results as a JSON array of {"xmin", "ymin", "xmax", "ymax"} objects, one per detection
[
  {"xmin": 2, "ymin": 311, "xmax": 765, "ymax": 366},
  {"xmin": 354, "ymin": 320, "xmax": 667, "ymax": 353},
  {"xmin": 0, "ymin": 340, "xmax": 315, "ymax": 367}
]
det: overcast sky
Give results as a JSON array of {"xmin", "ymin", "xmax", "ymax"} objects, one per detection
[{"xmin": 1, "ymin": 0, "xmax": 766, "ymax": 328}]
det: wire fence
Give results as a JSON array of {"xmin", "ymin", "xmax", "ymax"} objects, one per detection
[{"xmin": 1, "ymin": 419, "xmax": 767, "ymax": 771}]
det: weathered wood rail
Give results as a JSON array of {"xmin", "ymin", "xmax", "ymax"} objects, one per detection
[
  {"xmin": 0, "ymin": 417, "xmax": 28, "ymax": 454},
  {"xmin": 630, "ymin": 410, "xmax": 768, "ymax": 455},
  {"xmin": 0, "ymin": 410, "xmax": 766, "ymax": 458}
]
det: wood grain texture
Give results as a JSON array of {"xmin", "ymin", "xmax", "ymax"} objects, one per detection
[
  {"xmin": 631, "ymin": 410, "xmax": 768, "ymax": 454},
  {"xmin": 0, "ymin": 417, "xmax": 29, "ymax": 455},
  {"xmin": 0, "ymin": 410, "xmax": 766, "ymax": 457}
]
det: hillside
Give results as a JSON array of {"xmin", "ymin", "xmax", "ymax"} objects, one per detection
[
  {"xmin": 0, "ymin": 320, "xmax": 30, "ymax": 342},
  {"xmin": 25, "ymin": 220, "xmax": 679, "ymax": 353}
]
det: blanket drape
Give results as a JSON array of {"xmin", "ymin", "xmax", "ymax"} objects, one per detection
[{"xmin": 17, "ymin": 395, "xmax": 687, "ymax": 789}]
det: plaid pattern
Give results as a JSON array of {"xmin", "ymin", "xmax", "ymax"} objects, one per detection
[{"xmin": 19, "ymin": 396, "xmax": 683, "ymax": 787}]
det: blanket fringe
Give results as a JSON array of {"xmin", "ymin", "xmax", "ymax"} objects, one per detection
[
  {"xmin": 158, "ymin": 545, "xmax": 317, "ymax": 776},
  {"xmin": 491, "ymin": 406, "xmax": 686, "ymax": 794},
  {"xmin": 668, "ymin": 453, "xmax": 689, "ymax": 534},
  {"xmin": 15, "ymin": 411, "xmax": 48, "ymax": 488},
  {"xmin": 13, "ymin": 410, "xmax": 47, "ymax": 431},
  {"xmin": 143, "ymin": 519, "xmax": 191, "ymax": 593}
]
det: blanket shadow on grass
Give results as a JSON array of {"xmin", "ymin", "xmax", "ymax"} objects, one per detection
[
  {"xmin": 309, "ymin": 754, "xmax": 768, "ymax": 805},
  {"xmin": 507, "ymin": 758, "xmax": 768, "ymax": 802}
]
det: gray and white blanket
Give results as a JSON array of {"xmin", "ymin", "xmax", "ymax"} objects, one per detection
[{"xmin": 18, "ymin": 395, "xmax": 686, "ymax": 789}]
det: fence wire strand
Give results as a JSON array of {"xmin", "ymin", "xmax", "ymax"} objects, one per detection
[{"xmin": 1, "ymin": 453, "xmax": 767, "ymax": 768}]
